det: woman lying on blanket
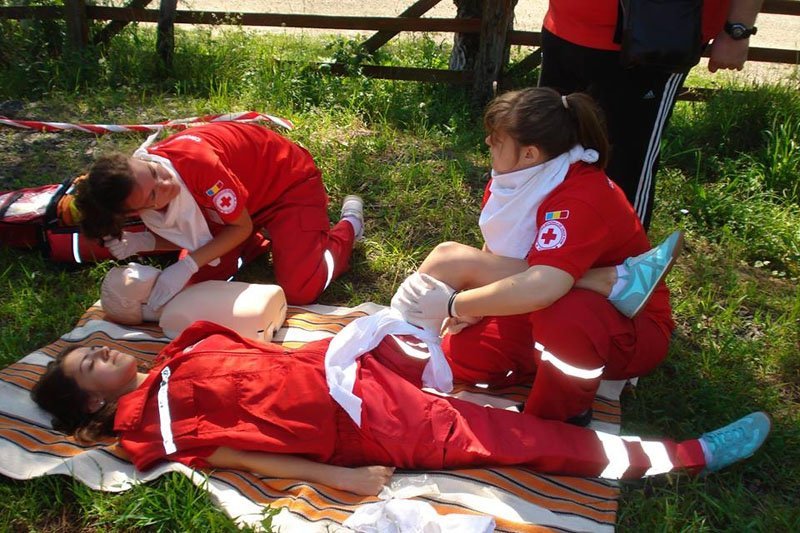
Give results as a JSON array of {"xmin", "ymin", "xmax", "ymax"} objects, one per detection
[{"xmin": 32, "ymin": 282, "xmax": 770, "ymax": 497}]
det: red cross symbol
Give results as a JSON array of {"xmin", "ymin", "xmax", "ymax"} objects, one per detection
[
  {"xmin": 540, "ymin": 227, "xmax": 558, "ymax": 245},
  {"xmin": 219, "ymin": 195, "xmax": 232, "ymax": 208}
]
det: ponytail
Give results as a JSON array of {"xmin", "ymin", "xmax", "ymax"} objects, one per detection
[
  {"xmin": 562, "ymin": 92, "xmax": 610, "ymax": 168},
  {"xmin": 484, "ymin": 87, "xmax": 610, "ymax": 168}
]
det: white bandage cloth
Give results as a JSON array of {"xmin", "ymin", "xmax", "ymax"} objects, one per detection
[
  {"xmin": 132, "ymin": 132, "xmax": 219, "ymax": 266},
  {"xmin": 479, "ymin": 145, "xmax": 599, "ymax": 259},
  {"xmin": 324, "ymin": 308, "xmax": 453, "ymax": 426}
]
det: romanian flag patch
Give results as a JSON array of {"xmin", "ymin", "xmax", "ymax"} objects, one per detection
[
  {"xmin": 206, "ymin": 180, "xmax": 224, "ymax": 197},
  {"xmin": 545, "ymin": 210, "xmax": 569, "ymax": 220}
]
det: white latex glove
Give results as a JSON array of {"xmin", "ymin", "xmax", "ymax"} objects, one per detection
[
  {"xmin": 103, "ymin": 231, "xmax": 156, "ymax": 260},
  {"xmin": 391, "ymin": 272, "xmax": 455, "ymax": 328},
  {"xmin": 146, "ymin": 256, "xmax": 198, "ymax": 310}
]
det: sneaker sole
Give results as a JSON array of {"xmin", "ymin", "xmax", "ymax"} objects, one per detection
[{"xmin": 628, "ymin": 230, "xmax": 685, "ymax": 318}]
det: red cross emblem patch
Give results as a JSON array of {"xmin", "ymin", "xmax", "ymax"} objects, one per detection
[
  {"xmin": 535, "ymin": 220, "xmax": 567, "ymax": 251},
  {"xmin": 213, "ymin": 188, "xmax": 237, "ymax": 215}
]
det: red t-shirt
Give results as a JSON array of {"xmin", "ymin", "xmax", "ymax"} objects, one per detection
[
  {"xmin": 147, "ymin": 123, "xmax": 320, "ymax": 227},
  {"xmin": 543, "ymin": 0, "xmax": 731, "ymax": 51},
  {"xmin": 482, "ymin": 163, "xmax": 673, "ymax": 335}
]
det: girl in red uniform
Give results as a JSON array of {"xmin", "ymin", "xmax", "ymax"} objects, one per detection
[
  {"xmin": 74, "ymin": 122, "xmax": 363, "ymax": 307},
  {"xmin": 394, "ymin": 87, "xmax": 681, "ymax": 424},
  {"xmin": 32, "ymin": 289, "xmax": 769, "ymax": 495}
]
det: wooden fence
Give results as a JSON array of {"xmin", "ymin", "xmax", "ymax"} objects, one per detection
[{"xmin": 1, "ymin": 0, "xmax": 799, "ymax": 104}]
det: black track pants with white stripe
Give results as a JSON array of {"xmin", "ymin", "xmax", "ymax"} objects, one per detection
[{"xmin": 538, "ymin": 29, "xmax": 689, "ymax": 231}]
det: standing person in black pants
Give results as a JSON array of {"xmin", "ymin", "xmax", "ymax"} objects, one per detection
[{"xmin": 538, "ymin": 0, "xmax": 762, "ymax": 230}]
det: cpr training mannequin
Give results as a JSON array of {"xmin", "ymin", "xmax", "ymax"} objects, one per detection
[{"xmin": 101, "ymin": 262, "xmax": 286, "ymax": 341}]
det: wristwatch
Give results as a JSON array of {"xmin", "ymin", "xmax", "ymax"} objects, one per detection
[{"xmin": 724, "ymin": 22, "xmax": 758, "ymax": 40}]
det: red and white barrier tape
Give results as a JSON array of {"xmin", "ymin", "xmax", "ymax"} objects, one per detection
[{"xmin": 0, "ymin": 111, "xmax": 294, "ymax": 134}]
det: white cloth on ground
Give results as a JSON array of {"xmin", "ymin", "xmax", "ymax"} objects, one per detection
[{"xmin": 344, "ymin": 497, "xmax": 495, "ymax": 533}]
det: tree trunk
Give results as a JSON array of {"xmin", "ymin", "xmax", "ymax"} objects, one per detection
[
  {"xmin": 157, "ymin": 0, "xmax": 178, "ymax": 69},
  {"xmin": 64, "ymin": 0, "xmax": 88, "ymax": 50},
  {"xmin": 471, "ymin": 0, "xmax": 517, "ymax": 107},
  {"xmin": 449, "ymin": 0, "xmax": 482, "ymax": 71}
]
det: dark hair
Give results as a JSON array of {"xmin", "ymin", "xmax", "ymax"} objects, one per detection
[
  {"xmin": 31, "ymin": 345, "xmax": 118, "ymax": 442},
  {"xmin": 483, "ymin": 87, "xmax": 610, "ymax": 168},
  {"xmin": 74, "ymin": 153, "xmax": 135, "ymax": 240}
]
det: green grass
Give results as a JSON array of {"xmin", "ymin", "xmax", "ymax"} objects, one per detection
[{"xmin": 1, "ymin": 20, "xmax": 799, "ymax": 531}]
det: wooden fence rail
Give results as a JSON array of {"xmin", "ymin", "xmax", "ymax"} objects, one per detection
[{"xmin": 1, "ymin": 0, "xmax": 798, "ymax": 104}]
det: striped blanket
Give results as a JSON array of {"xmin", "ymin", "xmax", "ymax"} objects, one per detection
[{"xmin": 0, "ymin": 303, "xmax": 625, "ymax": 531}]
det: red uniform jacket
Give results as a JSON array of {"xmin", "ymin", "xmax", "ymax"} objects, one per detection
[
  {"xmin": 147, "ymin": 122, "xmax": 324, "ymax": 227},
  {"xmin": 483, "ymin": 162, "xmax": 673, "ymax": 338},
  {"xmin": 115, "ymin": 322, "xmax": 340, "ymax": 471}
]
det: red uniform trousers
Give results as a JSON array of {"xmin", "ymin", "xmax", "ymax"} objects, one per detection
[
  {"xmin": 189, "ymin": 173, "xmax": 355, "ymax": 305},
  {"xmin": 442, "ymin": 289, "xmax": 671, "ymax": 421},
  {"xmin": 333, "ymin": 336, "xmax": 702, "ymax": 478}
]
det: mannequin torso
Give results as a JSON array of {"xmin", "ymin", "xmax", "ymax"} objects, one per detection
[{"xmin": 159, "ymin": 281, "xmax": 287, "ymax": 341}]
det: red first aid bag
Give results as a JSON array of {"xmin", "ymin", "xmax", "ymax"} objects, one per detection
[
  {"xmin": 1, "ymin": 175, "xmax": 269, "ymax": 271},
  {"xmin": 0, "ymin": 176, "xmax": 149, "ymax": 264},
  {"xmin": 0, "ymin": 183, "xmax": 58, "ymax": 249}
]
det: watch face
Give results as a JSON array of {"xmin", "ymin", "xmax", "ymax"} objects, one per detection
[{"xmin": 726, "ymin": 23, "xmax": 755, "ymax": 40}]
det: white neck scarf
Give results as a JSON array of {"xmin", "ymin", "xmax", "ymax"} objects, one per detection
[
  {"xmin": 479, "ymin": 145, "xmax": 599, "ymax": 259},
  {"xmin": 325, "ymin": 308, "xmax": 453, "ymax": 427},
  {"xmin": 132, "ymin": 132, "xmax": 214, "ymax": 255}
]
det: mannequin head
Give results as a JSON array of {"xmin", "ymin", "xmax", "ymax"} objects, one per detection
[{"xmin": 101, "ymin": 263, "xmax": 162, "ymax": 324}]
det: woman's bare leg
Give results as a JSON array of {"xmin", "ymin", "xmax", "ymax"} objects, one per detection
[
  {"xmin": 574, "ymin": 266, "xmax": 617, "ymax": 297},
  {"xmin": 417, "ymin": 241, "xmax": 616, "ymax": 297},
  {"xmin": 417, "ymin": 242, "xmax": 528, "ymax": 290}
]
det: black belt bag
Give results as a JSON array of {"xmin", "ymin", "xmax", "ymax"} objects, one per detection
[{"xmin": 615, "ymin": 0, "xmax": 704, "ymax": 72}]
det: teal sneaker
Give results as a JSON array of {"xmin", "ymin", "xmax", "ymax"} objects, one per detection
[
  {"xmin": 700, "ymin": 411, "xmax": 771, "ymax": 473},
  {"xmin": 609, "ymin": 230, "xmax": 684, "ymax": 318}
]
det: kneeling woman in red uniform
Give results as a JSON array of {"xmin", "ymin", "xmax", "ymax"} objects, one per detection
[
  {"xmin": 32, "ymin": 291, "xmax": 769, "ymax": 495},
  {"xmin": 74, "ymin": 122, "xmax": 363, "ymax": 307},
  {"xmin": 394, "ymin": 87, "xmax": 684, "ymax": 424}
]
